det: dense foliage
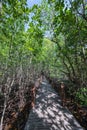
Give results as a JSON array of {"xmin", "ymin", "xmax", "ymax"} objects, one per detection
[
  {"xmin": 0, "ymin": 0, "xmax": 87, "ymax": 129},
  {"xmin": 46, "ymin": 0, "xmax": 87, "ymax": 105}
]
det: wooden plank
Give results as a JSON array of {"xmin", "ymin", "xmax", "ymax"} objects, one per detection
[{"xmin": 24, "ymin": 79, "xmax": 84, "ymax": 130}]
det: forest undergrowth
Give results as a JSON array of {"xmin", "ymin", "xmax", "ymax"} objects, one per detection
[{"xmin": 0, "ymin": 71, "xmax": 41, "ymax": 130}]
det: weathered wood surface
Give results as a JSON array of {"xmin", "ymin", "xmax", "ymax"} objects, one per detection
[{"xmin": 24, "ymin": 79, "xmax": 84, "ymax": 130}]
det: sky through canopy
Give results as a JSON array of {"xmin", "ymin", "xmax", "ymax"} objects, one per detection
[{"xmin": 27, "ymin": 0, "xmax": 42, "ymax": 7}]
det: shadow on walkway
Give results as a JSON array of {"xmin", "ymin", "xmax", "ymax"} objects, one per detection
[{"xmin": 24, "ymin": 79, "xmax": 84, "ymax": 130}]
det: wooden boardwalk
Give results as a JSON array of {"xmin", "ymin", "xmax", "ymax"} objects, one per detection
[{"xmin": 24, "ymin": 79, "xmax": 84, "ymax": 130}]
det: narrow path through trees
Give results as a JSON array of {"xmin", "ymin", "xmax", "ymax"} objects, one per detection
[{"xmin": 24, "ymin": 78, "xmax": 84, "ymax": 130}]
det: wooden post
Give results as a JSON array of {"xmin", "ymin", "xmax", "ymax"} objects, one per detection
[
  {"xmin": 31, "ymin": 78, "xmax": 41, "ymax": 108},
  {"xmin": 60, "ymin": 82, "xmax": 66, "ymax": 106},
  {"xmin": 30, "ymin": 83, "xmax": 36, "ymax": 108}
]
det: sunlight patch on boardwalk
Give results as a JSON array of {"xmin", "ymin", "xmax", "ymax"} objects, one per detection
[{"xmin": 24, "ymin": 79, "xmax": 84, "ymax": 130}]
